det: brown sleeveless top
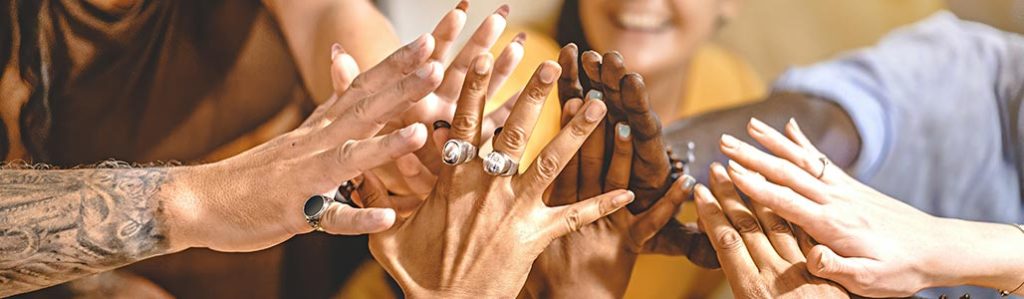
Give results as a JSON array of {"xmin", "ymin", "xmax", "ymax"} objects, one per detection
[{"xmin": 1, "ymin": 0, "xmax": 310, "ymax": 166}]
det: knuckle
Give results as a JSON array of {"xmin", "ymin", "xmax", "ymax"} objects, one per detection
[
  {"xmin": 336, "ymin": 141, "xmax": 360, "ymax": 171},
  {"xmin": 499, "ymin": 127, "xmax": 529, "ymax": 150},
  {"xmin": 733, "ymin": 216, "xmax": 762, "ymax": 234},
  {"xmin": 534, "ymin": 155, "xmax": 561, "ymax": 182},
  {"xmin": 567, "ymin": 121, "xmax": 591, "ymax": 138},
  {"xmin": 714, "ymin": 229, "xmax": 745, "ymax": 252},
  {"xmin": 765, "ymin": 220, "xmax": 793, "ymax": 234},
  {"xmin": 525, "ymin": 86, "xmax": 548, "ymax": 103},
  {"xmin": 451, "ymin": 113, "xmax": 480, "ymax": 135},
  {"xmin": 563, "ymin": 208, "xmax": 583, "ymax": 233}
]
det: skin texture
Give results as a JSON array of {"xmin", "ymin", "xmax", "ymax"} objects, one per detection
[
  {"xmin": 693, "ymin": 163, "xmax": 849, "ymax": 299},
  {"xmin": 363, "ymin": 55, "xmax": 634, "ymax": 298},
  {"xmin": 0, "ymin": 33, "xmax": 447, "ymax": 297},
  {"xmin": 578, "ymin": 0, "xmax": 739, "ymax": 118},
  {"xmin": 719, "ymin": 118, "xmax": 1024, "ymax": 297}
]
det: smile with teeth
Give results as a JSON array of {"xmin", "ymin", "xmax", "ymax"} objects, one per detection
[{"xmin": 614, "ymin": 12, "xmax": 671, "ymax": 32}]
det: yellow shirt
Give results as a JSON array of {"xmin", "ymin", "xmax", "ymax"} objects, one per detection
[{"xmin": 335, "ymin": 27, "xmax": 765, "ymax": 299}]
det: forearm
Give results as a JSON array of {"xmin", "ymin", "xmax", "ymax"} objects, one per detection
[
  {"xmin": 934, "ymin": 219, "xmax": 1024, "ymax": 295},
  {"xmin": 0, "ymin": 166, "xmax": 198, "ymax": 296},
  {"xmin": 663, "ymin": 92, "xmax": 861, "ymax": 184},
  {"xmin": 266, "ymin": 0, "xmax": 400, "ymax": 100}
]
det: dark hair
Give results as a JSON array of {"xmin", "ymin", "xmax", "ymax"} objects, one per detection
[{"xmin": 555, "ymin": 0, "xmax": 596, "ymax": 91}]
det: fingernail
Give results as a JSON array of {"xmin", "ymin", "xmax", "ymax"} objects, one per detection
[
  {"xmin": 415, "ymin": 62, "xmax": 435, "ymax": 78},
  {"xmin": 400, "ymin": 124, "xmax": 419, "ymax": 137},
  {"xmin": 615, "ymin": 122, "xmax": 631, "ymax": 140},
  {"xmin": 539, "ymin": 63, "xmax": 558, "ymax": 84},
  {"xmin": 455, "ymin": 0, "xmax": 469, "ymax": 12},
  {"xmin": 433, "ymin": 120, "xmax": 451, "ymax": 130},
  {"xmin": 494, "ymin": 4, "xmax": 510, "ymax": 19},
  {"xmin": 749, "ymin": 117, "xmax": 768, "ymax": 134},
  {"xmin": 720, "ymin": 134, "xmax": 739, "ymax": 150},
  {"xmin": 493, "ymin": 127, "xmax": 503, "ymax": 137},
  {"xmin": 331, "ymin": 43, "xmax": 343, "ymax": 60},
  {"xmin": 728, "ymin": 160, "xmax": 748, "ymax": 174},
  {"xmin": 586, "ymin": 89, "xmax": 604, "ymax": 101},
  {"xmin": 693, "ymin": 184, "xmax": 710, "ymax": 203},
  {"xmin": 613, "ymin": 191, "xmax": 635, "ymax": 205},
  {"xmin": 788, "ymin": 117, "xmax": 801, "ymax": 130},
  {"xmin": 512, "ymin": 32, "xmax": 527, "ymax": 45},
  {"xmin": 584, "ymin": 102, "xmax": 605, "ymax": 122},
  {"xmin": 474, "ymin": 54, "xmax": 492, "ymax": 75},
  {"xmin": 412, "ymin": 34, "xmax": 430, "ymax": 51},
  {"xmin": 681, "ymin": 175, "xmax": 697, "ymax": 192}
]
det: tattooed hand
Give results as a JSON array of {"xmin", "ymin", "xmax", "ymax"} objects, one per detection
[{"xmin": 0, "ymin": 34, "xmax": 443, "ymax": 296}]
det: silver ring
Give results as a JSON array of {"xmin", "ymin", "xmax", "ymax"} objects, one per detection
[
  {"xmin": 442, "ymin": 139, "xmax": 478, "ymax": 166},
  {"xmin": 815, "ymin": 156, "xmax": 831, "ymax": 179},
  {"xmin": 303, "ymin": 195, "xmax": 334, "ymax": 231},
  {"xmin": 483, "ymin": 151, "xmax": 518, "ymax": 176}
]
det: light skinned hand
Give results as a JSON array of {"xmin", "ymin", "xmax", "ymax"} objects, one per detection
[
  {"xmin": 718, "ymin": 117, "xmax": 1024, "ymax": 297},
  {"xmin": 694, "ymin": 163, "xmax": 848, "ymax": 299},
  {"xmin": 177, "ymin": 35, "xmax": 443, "ymax": 252},
  {"xmin": 364, "ymin": 55, "xmax": 633, "ymax": 297}
]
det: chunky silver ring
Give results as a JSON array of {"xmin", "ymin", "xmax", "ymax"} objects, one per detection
[
  {"xmin": 815, "ymin": 156, "xmax": 831, "ymax": 180},
  {"xmin": 303, "ymin": 195, "xmax": 334, "ymax": 231},
  {"xmin": 483, "ymin": 151, "xmax": 518, "ymax": 177},
  {"xmin": 442, "ymin": 139, "xmax": 478, "ymax": 166}
]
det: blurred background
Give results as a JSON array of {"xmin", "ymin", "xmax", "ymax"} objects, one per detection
[{"xmin": 379, "ymin": 0, "xmax": 1024, "ymax": 81}]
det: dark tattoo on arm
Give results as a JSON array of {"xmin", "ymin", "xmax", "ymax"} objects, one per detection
[{"xmin": 0, "ymin": 168, "xmax": 173, "ymax": 296}]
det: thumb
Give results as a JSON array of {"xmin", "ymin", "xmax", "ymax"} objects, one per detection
[
  {"xmin": 548, "ymin": 190, "xmax": 634, "ymax": 238},
  {"xmin": 331, "ymin": 43, "xmax": 361, "ymax": 97},
  {"xmin": 807, "ymin": 244, "xmax": 869, "ymax": 288},
  {"xmin": 318, "ymin": 204, "xmax": 396, "ymax": 235}
]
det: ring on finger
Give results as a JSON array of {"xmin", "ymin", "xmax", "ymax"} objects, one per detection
[
  {"xmin": 815, "ymin": 156, "xmax": 831, "ymax": 180},
  {"xmin": 303, "ymin": 194, "xmax": 334, "ymax": 232},
  {"xmin": 442, "ymin": 139, "xmax": 478, "ymax": 166},
  {"xmin": 483, "ymin": 151, "xmax": 518, "ymax": 177}
]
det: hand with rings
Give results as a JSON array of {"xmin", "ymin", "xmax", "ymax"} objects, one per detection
[
  {"xmin": 717, "ymin": 117, "xmax": 1010, "ymax": 297},
  {"xmin": 360, "ymin": 54, "xmax": 635, "ymax": 297}
]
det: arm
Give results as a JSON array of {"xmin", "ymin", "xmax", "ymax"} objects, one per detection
[
  {"xmin": 264, "ymin": 0, "xmax": 399, "ymax": 101},
  {"xmin": 1, "ymin": 36, "xmax": 444, "ymax": 297},
  {"xmin": 0, "ymin": 167, "xmax": 190, "ymax": 296}
]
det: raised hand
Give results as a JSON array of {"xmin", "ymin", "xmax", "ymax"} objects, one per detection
[
  {"xmin": 694, "ymin": 163, "xmax": 848, "ymax": 299},
  {"xmin": 364, "ymin": 55, "xmax": 633, "ymax": 297},
  {"xmin": 718, "ymin": 118, "xmax": 1024, "ymax": 297},
  {"xmin": 181, "ymin": 35, "xmax": 444, "ymax": 252},
  {"xmin": 373, "ymin": 2, "xmax": 527, "ymax": 198}
]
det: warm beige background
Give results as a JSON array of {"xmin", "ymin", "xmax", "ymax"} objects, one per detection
[{"xmin": 380, "ymin": 0, "xmax": 1024, "ymax": 80}]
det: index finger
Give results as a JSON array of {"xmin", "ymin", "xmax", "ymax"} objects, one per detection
[{"xmin": 557, "ymin": 44, "xmax": 584, "ymax": 105}]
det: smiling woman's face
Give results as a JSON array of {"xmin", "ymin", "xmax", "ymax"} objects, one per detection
[{"xmin": 579, "ymin": 0, "xmax": 738, "ymax": 76}]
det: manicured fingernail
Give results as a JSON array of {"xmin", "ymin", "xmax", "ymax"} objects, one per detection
[
  {"xmin": 474, "ymin": 54, "xmax": 492, "ymax": 75},
  {"xmin": 400, "ymin": 124, "xmax": 419, "ymax": 137},
  {"xmin": 586, "ymin": 89, "xmax": 604, "ymax": 101},
  {"xmin": 415, "ymin": 62, "xmax": 436, "ymax": 78},
  {"xmin": 539, "ymin": 63, "xmax": 558, "ymax": 84},
  {"xmin": 788, "ymin": 117, "xmax": 801, "ymax": 130},
  {"xmin": 728, "ymin": 160, "xmax": 748, "ymax": 174},
  {"xmin": 493, "ymin": 127, "xmax": 503, "ymax": 137},
  {"xmin": 433, "ymin": 120, "xmax": 451, "ymax": 130},
  {"xmin": 584, "ymin": 102, "xmax": 605, "ymax": 122},
  {"xmin": 494, "ymin": 4, "xmax": 510, "ymax": 19},
  {"xmin": 749, "ymin": 117, "xmax": 768, "ymax": 134},
  {"xmin": 615, "ymin": 122, "xmax": 631, "ymax": 140},
  {"xmin": 720, "ymin": 134, "xmax": 739, "ymax": 150},
  {"xmin": 512, "ymin": 32, "xmax": 527, "ymax": 45},
  {"xmin": 412, "ymin": 34, "xmax": 430, "ymax": 51},
  {"xmin": 681, "ymin": 175, "xmax": 697, "ymax": 192},
  {"xmin": 613, "ymin": 191, "xmax": 635, "ymax": 205},
  {"xmin": 693, "ymin": 184, "xmax": 710, "ymax": 203},
  {"xmin": 331, "ymin": 43, "xmax": 343, "ymax": 60},
  {"xmin": 455, "ymin": 0, "xmax": 469, "ymax": 11}
]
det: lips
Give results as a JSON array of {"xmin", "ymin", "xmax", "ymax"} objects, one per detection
[{"xmin": 613, "ymin": 12, "xmax": 672, "ymax": 32}]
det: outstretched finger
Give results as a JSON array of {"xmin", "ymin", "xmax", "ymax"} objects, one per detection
[
  {"xmin": 320, "ymin": 123, "xmax": 429, "ymax": 183},
  {"xmin": 435, "ymin": 5, "xmax": 509, "ymax": 100},
  {"xmin": 726, "ymin": 160, "xmax": 825, "ymax": 231},
  {"xmin": 694, "ymin": 184, "xmax": 759, "ymax": 282},
  {"xmin": 548, "ymin": 98, "xmax": 584, "ymax": 205},
  {"xmin": 557, "ymin": 43, "xmax": 584, "ymax": 105},
  {"xmin": 720, "ymin": 134, "xmax": 831, "ymax": 203},
  {"xmin": 488, "ymin": 32, "xmax": 527, "ymax": 99},
  {"xmin": 518, "ymin": 99, "xmax": 606, "ymax": 198},
  {"xmin": 429, "ymin": 1, "xmax": 469, "ymax": 63},
  {"xmin": 604, "ymin": 122, "xmax": 633, "ymax": 191},
  {"xmin": 491, "ymin": 61, "xmax": 560, "ymax": 167},
  {"xmin": 546, "ymin": 190, "xmax": 634, "ymax": 238},
  {"xmin": 330, "ymin": 34, "xmax": 436, "ymax": 113}
]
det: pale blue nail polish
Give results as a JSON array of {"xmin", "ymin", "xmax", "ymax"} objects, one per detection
[
  {"xmin": 616, "ymin": 122, "xmax": 631, "ymax": 139},
  {"xmin": 587, "ymin": 89, "xmax": 604, "ymax": 101}
]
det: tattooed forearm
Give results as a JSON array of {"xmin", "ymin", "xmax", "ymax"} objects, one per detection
[{"xmin": 0, "ymin": 168, "xmax": 174, "ymax": 296}]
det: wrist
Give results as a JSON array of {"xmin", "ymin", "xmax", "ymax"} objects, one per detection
[
  {"xmin": 160, "ymin": 165, "xmax": 211, "ymax": 251},
  {"xmin": 926, "ymin": 218, "xmax": 1024, "ymax": 291}
]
